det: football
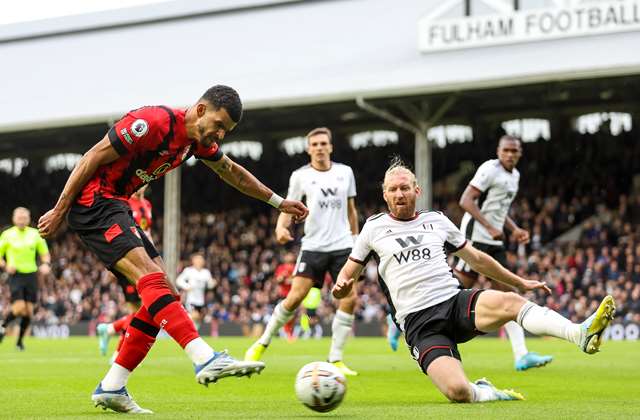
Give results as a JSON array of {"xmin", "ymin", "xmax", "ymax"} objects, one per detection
[{"xmin": 294, "ymin": 361, "xmax": 347, "ymax": 412}]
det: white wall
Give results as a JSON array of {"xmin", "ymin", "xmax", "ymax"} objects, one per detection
[{"xmin": 1, "ymin": 0, "xmax": 639, "ymax": 132}]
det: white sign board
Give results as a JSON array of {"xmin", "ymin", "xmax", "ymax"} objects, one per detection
[{"xmin": 419, "ymin": 0, "xmax": 640, "ymax": 52}]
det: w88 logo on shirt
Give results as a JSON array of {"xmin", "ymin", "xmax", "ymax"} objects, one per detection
[{"xmin": 392, "ymin": 235, "xmax": 432, "ymax": 264}]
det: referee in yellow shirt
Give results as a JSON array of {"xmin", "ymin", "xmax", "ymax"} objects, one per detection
[{"xmin": 0, "ymin": 207, "xmax": 51, "ymax": 351}]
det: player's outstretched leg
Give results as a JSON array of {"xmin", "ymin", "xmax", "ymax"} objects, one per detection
[
  {"xmin": 245, "ymin": 276, "xmax": 312, "ymax": 361},
  {"xmin": 515, "ymin": 295, "xmax": 616, "ymax": 354},
  {"xmin": 134, "ymin": 272, "xmax": 265, "ymax": 384},
  {"xmin": 386, "ymin": 314, "xmax": 402, "ymax": 352}
]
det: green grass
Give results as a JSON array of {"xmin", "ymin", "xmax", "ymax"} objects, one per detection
[{"xmin": 0, "ymin": 336, "xmax": 638, "ymax": 419}]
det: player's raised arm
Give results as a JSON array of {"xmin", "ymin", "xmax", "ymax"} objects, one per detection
[
  {"xmin": 38, "ymin": 137, "xmax": 120, "ymax": 238},
  {"xmin": 332, "ymin": 258, "xmax": 364, "ymax": 299},
  {"xmin": 454, "ymin": 242, "xmax": 551, "ymax": 294},
  {"xmin": 203, "ymin": 154, "xmax": 309, "ymax": 221}
]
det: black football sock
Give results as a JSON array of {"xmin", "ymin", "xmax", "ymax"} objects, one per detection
[
  {"xmin": 17, "ymin": 316, "xmax": 31, "ymax": 344},
  {"xmin": 2, "ymin": 312, "xmax": 17, "ymax": 328}
]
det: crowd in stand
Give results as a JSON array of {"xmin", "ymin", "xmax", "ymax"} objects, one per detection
[{"xmin": 1, "ymin": 127, "xmax": 639, "ymax": 335}]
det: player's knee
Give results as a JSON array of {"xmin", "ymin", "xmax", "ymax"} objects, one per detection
[
  {"xmin": 285, "ymin": 291, "xmax": 305, "ymax": 309},
  {"xmin": 502, "ymin": 292, "xmax": 526, "ymax": 316},
  {"xmin": 445, "ymin": 382, "xmax": 472, "ymax": 403}
]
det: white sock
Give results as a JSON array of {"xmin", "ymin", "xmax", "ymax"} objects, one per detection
[
  {"xmin": 470, "ymin": 382, "xmax": 499, "ymax": 402},
  {"xmin": 504, "ymin": 321, "xmax": 528, "ymax": 361},
  {"xmin": 184, "ymin": 337, "xmax": 215, "ymax": 365},
  {"xmin": 258, "ymin": 302, "xmax": 294, "ymax": 346},
  {"xmin": 101, "ymin": 363, "xmax": 130, "ymax": 391},
  {"xmin": 107, "ymin": 324, "xmax": 116, "ymax": 336},
  {"xmin": 517, "ymin": 302, "xmax": 582, "ymax": 345},
  {"xmin": 328, "ymin": 310, "xmax": 354, "ymax": 363}
]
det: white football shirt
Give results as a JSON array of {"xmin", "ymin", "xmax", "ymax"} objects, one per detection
[
  {"xmin": 350, "ymin": 211, "xmax": 467, "ymax": 330},
  {"xmin": 176, "ymin": 266, "xmax": 215, "ymax": 307},
  {"xmin": 286, "ymin": 162, "xmax": 356, "ymax": 252},
  {"xmin": 459, "ymin": 159, "xmax": 520, "ymax": 246}
]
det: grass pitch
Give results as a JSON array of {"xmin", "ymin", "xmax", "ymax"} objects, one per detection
[{"xmin": 0, "ymin": 336, "xmax": 638, "ymax": 419}]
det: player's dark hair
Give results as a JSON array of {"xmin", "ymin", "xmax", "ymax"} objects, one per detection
[
  {"xmin": 306, "ymin": 127, "xmax": 332, "ymax": 142},
  {"xmin": 499, "ymin": 135, "xmax": 522, "ymax": 147},
  {"xmin": 201, "ymin": 85, "xmax": 243, "ymax": 123}
]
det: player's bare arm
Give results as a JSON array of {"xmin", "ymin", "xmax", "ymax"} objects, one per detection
[
  {"xmin": 204, "ymin": 154, "xmax": 309, "ymax": 221},
  {"xmin": 332, "ymin": 259, "xmax": 364, "ymax": 299},
  {"xmin": 275, "ymin": 212, "xmax": 295, "ymax": 244},
  {"xmin": 454, "ymin": 243, "xmax": 551, "ymax": 294},
  {"xmin": 38, "ymin": 137, "xmax": 120, "ymax": 238},
  {"xmin": 347, "ymin": 198, "xmax": 359, "ymax": 236},
  {"xmin": 459, "ymin": 185, "xmax": 503, "ymax": 240},
  {"xmin": 504, "ymin": 215, "xmax": 530, "ymax": 244}
]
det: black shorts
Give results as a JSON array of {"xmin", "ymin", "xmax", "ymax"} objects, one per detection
[
  {"xmin": 67, "ymin": 197, "xmax": 159, "ymax": 271},
  {"xmin": 113, "ymin": 270, "xmax": 141, "ymax": 304},
  {"xmin": 189, "ymin": 304, "xmax": 205, "ymax": 313},
  {"xmin": 404, "ymin": 289, "xmax": 486, "ymax": 374},
  {"xmin": 453, "ymin": 242, "xmax": 507, "ymax": 275},
  {"xmin": 293, "ymin": 248, "xmax": 350, "ymax": 288},
  {"xmin": 9, "ymin": 272, "xmax": 38, "ymax": 303}
]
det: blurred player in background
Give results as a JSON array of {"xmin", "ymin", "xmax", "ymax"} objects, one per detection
[
  {"xmin": 333, "ymin": 159, "xmax": 615, "ymax": 403},
  {"xmin": 453, "ymin": 135, "xmax": 553, "ymax": 371},
  {"xmin": 96, "ymin": 185, "xmax": 153, "ymax": 362},
  {"xmin": 298, "ymin": 286, "xmax": 322, "ymax": 339},
  {"xmin": 245, "ymin": 127, "xmax": 360, "ymax": 376},
  {"xmin": 0, "ymin": 207, "xmax": 51, "ymax": 351},
  {"xmin": 176, "ymin": 252, "xmax": 215, "ymax": 331},
  {"xmin": 274, "ymin": 252, "xmax": 297, "ymax": 340},
  {"xmin": 386, "ymin": 312, "xmax": 402, "ymax": 351},
  {"xmin": 37, "ymin": 85, "xmax": 308, "ymax": 414}
]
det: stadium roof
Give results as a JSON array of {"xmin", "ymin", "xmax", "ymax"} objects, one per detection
[
  {"xmin": 1, "ymin": 0, "xmax": 640, "ymax": 135},
  {"xmin": 1, "ymin": 74, "xmax": 638, "ymax": 158}
]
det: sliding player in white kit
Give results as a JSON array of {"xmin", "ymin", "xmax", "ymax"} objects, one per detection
[
  {"xmin": 245, "ymin": 127, "xmax": 360, "ymax": 376},
  {"xmin": 333, "ymin": 159, "xmax": 615, "ymax": 403},
  {"xmin": 454, "ymin": 135, "xmax": 552, "ymax": 371},
  {"xmin": 176, "ymin": 253, "xmax": 216, "ymax": 331}
]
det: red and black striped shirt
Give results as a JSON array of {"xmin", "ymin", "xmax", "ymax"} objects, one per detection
[{"xmin": 77, "ymin": 106, "xmax": 222, "ymax": 206}]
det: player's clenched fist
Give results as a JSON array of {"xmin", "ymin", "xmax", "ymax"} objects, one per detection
[
  {"xmin": 332, "ymin": 277, "xmax": 355, "ymax": 299},
  {"xmin": 38, "ymin": 209, "xmax": 64, "ymax": 239},
  {"xmin": 279, "ymin": 199, "xmax": 309, "ymax": 223}
]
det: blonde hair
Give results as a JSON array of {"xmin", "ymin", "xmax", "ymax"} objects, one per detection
[{"xmin": 382, "ymin": 157, "xmax": 417, "ymax": 191}]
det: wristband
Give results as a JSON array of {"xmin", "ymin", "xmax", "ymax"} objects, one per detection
[{"xmin": 268, "ymin": 193, "xmax": 284, "ymax": 209}]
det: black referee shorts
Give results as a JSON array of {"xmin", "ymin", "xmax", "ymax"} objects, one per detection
[
  {"xmin": 293, "ymin": 248, "xmax": 351, "ymax": 288},
  {"xmin": 9, "ymin": 272, "xmax": 38, "ymax": 303},
  {"xmin": 404, "ymin": 289, "xmax": 486, "ymax": 374},
  {"xmin": 67, "ymin": 197, "xmax": 159, "ymax": 272}
]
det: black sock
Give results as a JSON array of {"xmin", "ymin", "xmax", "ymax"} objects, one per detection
[
  {"xmin": 17, "ymin": 316, "xmax": 31, "ymax": 343},
  {"xmin": 2, "ymin": 312, "xmax": 17, "ymax": 328}
]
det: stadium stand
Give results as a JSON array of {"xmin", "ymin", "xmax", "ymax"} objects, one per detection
[{"xmin": 0, "ymin": 127, "xmax": 638, "ymax": 334}]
